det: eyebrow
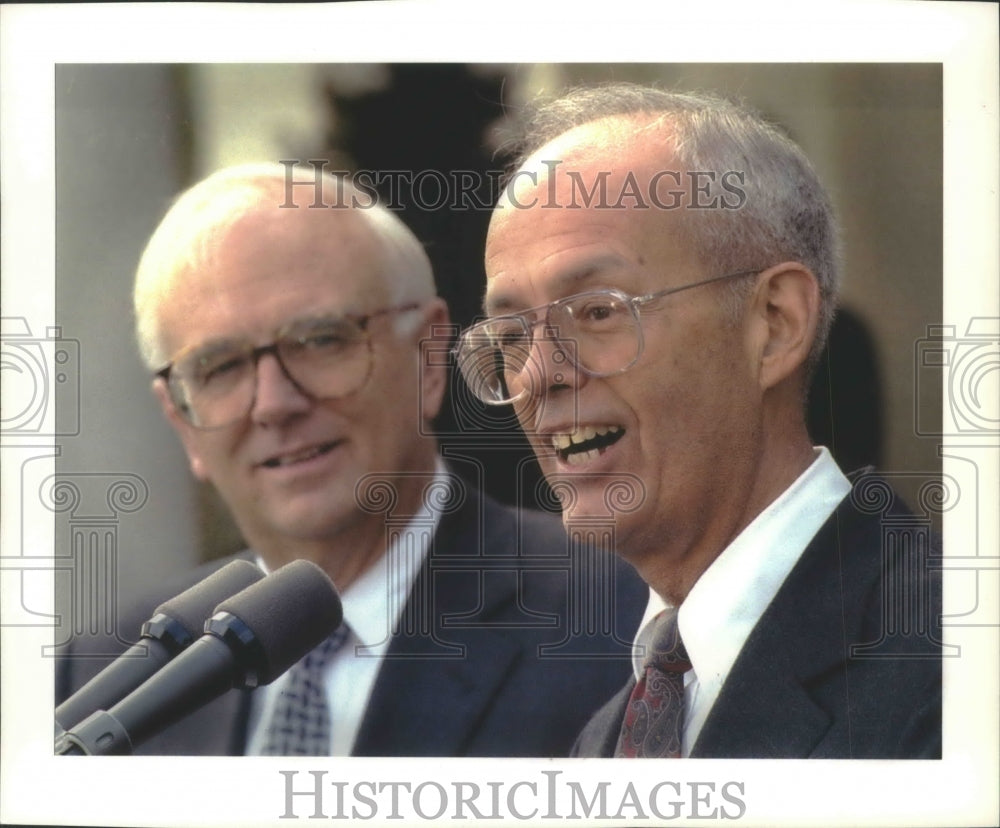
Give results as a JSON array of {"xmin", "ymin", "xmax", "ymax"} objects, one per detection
[
  {"xmin": 484, "ymin": 253, "xmax": 635, "ymax": 316},
  {"xmin": 172, "ymin": 311, "xmax": 357, "ymax": 363}
]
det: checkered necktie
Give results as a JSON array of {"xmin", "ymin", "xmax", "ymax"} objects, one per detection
[
  {"xmin": 615, "ymin": 610, "xmax": 691, "ymax": 758},
  {"xmin": 259, "ymin": 624, "xmax": 350, "ymax": 755}
]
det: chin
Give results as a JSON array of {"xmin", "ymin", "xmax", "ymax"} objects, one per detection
[
  {"xmin": 250, "ymin": 502, "xmax": 353, "ymax": 544},
  {"xmin": 554, "ymin": 465, "xmax": 644, "ymax": 507}
]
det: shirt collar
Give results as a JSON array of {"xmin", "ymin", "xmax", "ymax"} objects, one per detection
[
  {"xmin": 632, "ymin": 588, "xmax": 671, "ymax": 678},
  {"xmin": 339, "ymin": 460, "xmax": 448, "ymax": 652},
  {"xmin": 254, "ymin": 459, "xmax": 449, "ymax": 654}
]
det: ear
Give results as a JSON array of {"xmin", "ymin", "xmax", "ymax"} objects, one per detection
[
  {"xmin": 152, "ymin": 377, "xmax": 211, "ymax": 482},
  {"xmin": 752, "ymin": 262, "xmax": 821, "ymax": 391},
  {"xmin": 417, "ymin": 298, "xmax": 451, "ymax": 421}
]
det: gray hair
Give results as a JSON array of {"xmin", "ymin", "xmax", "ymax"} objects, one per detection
[
  {"xmin": 504, "ymin": 83, "xmax": 841, "ymax": 370},
  {"xmin": 133, "ymin": 162, "xmax": 435, "ymax": 370}
]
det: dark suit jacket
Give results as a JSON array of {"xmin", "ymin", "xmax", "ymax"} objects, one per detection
[
  {"xmin": 57, "ymin": 482, "xmax": 646, "ymax": 756},
  {"xmin": 574, "ymin": 473, "xmax": 943, "ymax": 759}
]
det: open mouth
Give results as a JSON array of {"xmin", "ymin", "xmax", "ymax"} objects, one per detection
[
  {"xmin": 261, "ymin": 442, "xmax": 339, "ymax": 469},
  {"xmin": 551, "ymin": 426, "xmax": 625, "ymax": 465}
]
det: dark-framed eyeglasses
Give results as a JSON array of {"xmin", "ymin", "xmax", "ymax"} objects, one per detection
[
  {"xmin": 156, "ymin": 302, "xmax": 422, "ymax": 429},
  {"xmin": 454, "ymin": 270, "xmax": 761, "ymax": 406}
]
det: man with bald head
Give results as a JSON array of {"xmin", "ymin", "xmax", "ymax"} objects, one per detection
[
  {"xmin": 456, "ymin": 85, "xmax": 941, "ymax": 758},
  {"xmin": 57, "ymin": 163, "xmax": 644, "ymax": 756}
]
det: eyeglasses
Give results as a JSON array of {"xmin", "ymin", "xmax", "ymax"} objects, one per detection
[
  {"xmin": 156, "ymin": 303, "xmax": 421, "ymax": 429},
  {"xmin": 454, "ymin": 270, "xmax": 760, "ymax": 406}
]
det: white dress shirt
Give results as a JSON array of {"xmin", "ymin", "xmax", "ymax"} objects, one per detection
[
  {"xmin": 630, "ymin": 447, "xmax": 851, "ymax": 756},
  {"xmin": 245, "ymin": 462, "xmax": 447, "ymax": 756}
]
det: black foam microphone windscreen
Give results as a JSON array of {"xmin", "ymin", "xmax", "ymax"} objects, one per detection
[
  {"xmin": 55, "ymin": 559, "xmax": 263, "ymax": 732},
  {"xmin": 212, "ymin": 558, "xmax": 345, "ymax": 684},
  {"xmin": 58, "ymin": 559, "xmax": 343, "ymax": 755}
]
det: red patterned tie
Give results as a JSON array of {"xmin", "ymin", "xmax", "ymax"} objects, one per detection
[{"xmin": 615, "ymin": 610, "xmax": 691, "ymax": 758}]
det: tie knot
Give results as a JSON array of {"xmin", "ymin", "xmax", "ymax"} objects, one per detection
[
  {"xmin": 324, "ymin": 622, "xmax": 351, "ymax": 652},
  {"xmin": 309, "ymin": 623, "xmax": 350, "ymax": 666},
  {"xmin": 645, "ymin": 611, "xmax": 690, "ymax": 673},
  {"xmin": 258, "ymin": 621, "xmax": 351, "ymax": 756}
]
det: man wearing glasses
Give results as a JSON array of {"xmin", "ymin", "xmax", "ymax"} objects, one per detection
[
  {"xmin": 456, "ymin": 85, "xmax": 942, "ymax": 758},
  {"xmin": 57, "ymin": 163, "xmax": 644, "ymax": 756}
]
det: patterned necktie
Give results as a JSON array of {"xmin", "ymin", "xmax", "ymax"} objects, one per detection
[
  {"xmin": 615, "ymin": 610, "xmax": 691, "ymax": 758},
  {"xmin": 259, "ymin": 624, "xmax": 350, "ymax": 755}
]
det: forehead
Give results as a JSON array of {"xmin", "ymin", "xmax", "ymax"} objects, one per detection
[
  {"xmin": 159, "ymin": 204, "xmax": 388, "ymax": 351},
  {"xmin": 485, "ymin": 120, "xmax": 698, "ymax": 310}
]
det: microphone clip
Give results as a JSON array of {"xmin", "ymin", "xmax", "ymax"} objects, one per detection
[{"xmin": 56, "ymin": 710, "xmax": 133, "ymax": 756}]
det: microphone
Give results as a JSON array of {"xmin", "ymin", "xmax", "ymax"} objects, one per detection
[
  {"xmin": 57, "ymin": 559, "xmax": 343, "ymax": 755},
  {"xmin": 55, "ymin": 559, "xmax": 264, "ymax": 734}
]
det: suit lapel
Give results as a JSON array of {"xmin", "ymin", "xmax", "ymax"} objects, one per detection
[
  {"xmin": 690, "ymin": 642, "xmax": 833, "ymax": 757},
  {"xmin": 573, "ymin": 676, "xmax": 635, "ymax": 757},
  {"xmin": 351, "ymin": 483, "xmax": 526, "ymax": 756},
  {"xmin": 691, "ymin": 488, "xmax": 880, "ymax": 758}
]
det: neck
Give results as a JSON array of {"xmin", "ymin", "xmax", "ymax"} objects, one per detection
[{"xmin": 638, "ymin": 426, "xmax": 816, "ymax": 607}]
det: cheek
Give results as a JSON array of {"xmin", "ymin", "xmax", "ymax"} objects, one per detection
[
  {"xmin": 626, "ymin": 344, "xmax": 735, "ymax": 453},
  {"xmin": 512, "ymin": 396, "xmax": 544, "ymax": 434},
  {"xmin": 349, "ymin": 365, "xmax": 423, "ymax": 453},
  {"xmin": 185, "ymin": 427, "xmax": 248, "ymax": 486},
  {"xmin": 178, "ymin": 432, "xmax": 216, "ymax": 482}
]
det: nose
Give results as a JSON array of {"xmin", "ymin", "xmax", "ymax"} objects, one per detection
[
  {"xmin": 513, "ymin": 324, "xmax": 582, "ymax": 415},
  {"xmin": 538, "ymin": 322, "xmax": 586, "ymax": 390},
  {"xmin": 538, "ymin": 334, "xmax": 576, "ymax": 390},
  {"xmin": 249, "ymin": 351, "xmax": 312, "ymax": 426}
]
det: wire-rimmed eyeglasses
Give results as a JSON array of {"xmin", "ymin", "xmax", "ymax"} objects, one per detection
[
  {"xmin": 156, "ymin": 302, "xmax": 421, "ymax": 429},
  {"xmin": 454, "ymin": 270, "xmax": 761, "ymax": 406}
]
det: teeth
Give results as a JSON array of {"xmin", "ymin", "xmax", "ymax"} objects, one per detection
[
  {"xmin": 565, "ymin": 448, "xmax": 601, "ymax": 466},
  {"xmin": 271, "ymin": 446, "xmax": 326, "ymax": 467},
  {"xmin": 551, "ymin": 425, "xmax": 623, "ymax": 451}
]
